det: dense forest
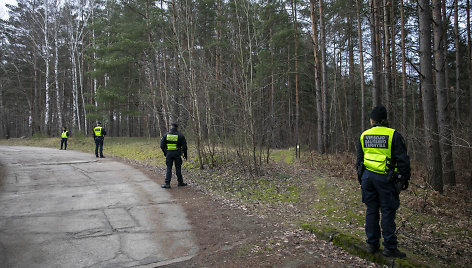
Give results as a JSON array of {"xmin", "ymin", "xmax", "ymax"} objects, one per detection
[{"xmin": 0, "ymin": 0, "xmax": 471, "ymax": 193}]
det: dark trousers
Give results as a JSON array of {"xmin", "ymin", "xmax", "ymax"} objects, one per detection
[
  {"xmin": 361, "ymin": 169, "xmax": 400, "ymax": 250},
  {"xmin": 165, "ymin": 151, "xmax": 183, "ymax": 184},
  {"xmin": 61, "ymin": 138, "xmax": 68, "ymax": 150},
  {"xmin": 94, "ymin": 138, "xmax": 104, "ymax": 157}
]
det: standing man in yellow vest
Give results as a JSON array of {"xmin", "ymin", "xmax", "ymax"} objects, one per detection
[
  {"xmin": 160, "ymin": 123, "xmax": 188, "ymax": 188},
  {"xmin": 60, "ymin": 127, "xmax": 70, "ymax": 150},
  {"xmin": 93, "ymin": 122, "xmax": 107, "ymax": 158},
  {"xmin": 356, "ymin": 105, "xmax": 410, "ymax": 258}
]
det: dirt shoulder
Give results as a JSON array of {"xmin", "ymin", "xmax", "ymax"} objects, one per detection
[{"xmin": 125, "ymin": 159, "xmax": 377, "ymax": 268}]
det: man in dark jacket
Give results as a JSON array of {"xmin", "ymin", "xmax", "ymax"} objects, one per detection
[
  {"xmin": 93, "ymin": 122, "xmax": 107, "ymax": 158},
  {"xmin": 160, "ymin": 123, "xmax": 188, "ymax": 188},
  {"xmin": 356, "ymin": 105, "xmax": 411, "ymax": 258}
]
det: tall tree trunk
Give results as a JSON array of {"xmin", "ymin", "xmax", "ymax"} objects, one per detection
[
  {"xmin": 370, "ymin": 0, "xmax": 382, "ymax": 106},
  {"xmin": 356, "ymin": 0, "xmax": 366, "ymax": 131},
  {"xmin": 43, "ymin": 0, "xmax": 50, "ymax": 134},
  {"xmin": 0, "ymin": 86, "xmax": 9, "ymax": 139},
  {"xmin": 310, "ymin": 0, "xmax": 323, "ymax": 153},
  {"xmin": 80, "ymin": 19, "xmax": 87, "ymax": 135},
  {"xmin": 419, "ymin": 0, "xmax": 443, "ymax": 193},
  {"xmin": 390, "ymin": 0, "xmax": 397, "ymax": 125},
  {"xmin": 454, "ymin": 0, "xmax": 460, "ymax": 123},
  {"xmin": 54, "ymin": 23, "xmax": 62, "ymax": 130},
  {"xmin": 442, "ymin": 0, "xmax": 450, "ymax": 92},
  {"xmin": 319, "ymin": 0, "xmax": 329, "ymax": 152},
  {"xmin": 348, "ymin": 13, "xmax": 355, "ymax": 146},
  {"xmin": 401, "ymin": 0, "xmax": 407, "ymax": 133},
  {"xmin": 383, "ymin": 0, "xmax": 392, "ymax": 114},
  {"xmin": 32, "ymin": 1, "xmax": 40, "ymax": 137},
  {"xmin": 433, "ymin": 0, "xmax": 456, "ymax": 186},
  {"xmin": 468, "ymin": 0, "xmax": 472, "ymax": 123},
  {"xmin": 292, "ymin": 0, "xmax": 300, "ymax": 158}
]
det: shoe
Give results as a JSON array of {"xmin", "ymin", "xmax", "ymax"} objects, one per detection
[
  {"xmin": 178, "ymin": 182, "xmax": 188, "ymax": 187},
  {"xmin": 161, "ymin": 184, "xmax": 171, "ymax": 189},
  {"xmin": 367, "ymin": 244, "xmax": 379, "ymax": 254},
  {"xmin": 100, "ymin": 156, "xmax": 105, "ymax": 158},
  {"xmin": 382, "ymin": 248, "xmax": 406, "ymax": 258}
]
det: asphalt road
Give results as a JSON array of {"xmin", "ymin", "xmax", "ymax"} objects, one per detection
[{"xmin": 0, "ymin": 146, "xmax": 198, "ymax": 268}]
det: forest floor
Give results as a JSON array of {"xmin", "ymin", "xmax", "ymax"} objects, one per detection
[{"xmin": 1, "ymin": 137, "xmax": 471, "ymax": 267}]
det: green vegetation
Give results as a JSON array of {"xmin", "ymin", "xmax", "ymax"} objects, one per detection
[{"xmin": 1, "ymin": 138, "xmax": 470, "ymax": 267}]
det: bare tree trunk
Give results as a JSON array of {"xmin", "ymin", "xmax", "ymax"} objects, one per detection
[
  {"xmin": 41, "ymin": 0, "xmax": 51, "ymax": 135},
  {"xmin": 0, "ymin": 85, "xmax": 9, "ymax": 139},
  {"xmin": 390, "ymin": 0, "xmax": 397, "ymax": 125},
  {"xmin": 401, "ymin": 0, "xmax": 407, "ymax": 133},
  {"xmin": 319, "ymin": 0, "xmax": 329, "ymax": 152},
  {"xmin": 71, "ymin": 49, "xmax": 80, "ymax": 131},
  {"xmin": 348, "ymin": 18, "xmax": 355, "ymax": 147},
  {"xmin": 370, "ymin": 0, "xmax": 382, "ymax": 106},
  {"xmin": 80, "ymin": 14, "xmax": 87, "ymax": 135},
  {"xmin": 468, "ymin": 0, "xmax": 472, "ymax": 123},
  {"xmin": 433, "ymin": 0, "xmax": 456, "ymax": 186},
  {"xmin": 292, "ymin": 0, "xmax": 300, "ymax": 158},
  {"xmin": 442, "ymin": 0, "xmax": 450, "ymax": 92},
  {"xmin": 54, "ymin": 22, "xmax": 62, "ymax": 130},
  {"xmin": 454, "ymin": 0, "xmax": 460, "ymax": 123},
  {"xmin": 33, "ymin": 27, "xmax": 40, "ymax": 135},
  {"xmin": 92, "ymin": 4, "xmax": 98, "ymax": 108},
  {"xmin": 383, "ymin": 0, "xmax": 392, "ymax": 113},
  {"xmin": 356, "ymin": 0, "xmax": 366, "ymax": 131},
  {"xmin": 419, "ymin": 0, "xmax": 443, "ymax": 193},
  {"xmin": 310, "ymin": 0, "xmax": 323, "ymax": 153}
]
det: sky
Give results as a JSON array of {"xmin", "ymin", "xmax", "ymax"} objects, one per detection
[{"xmin": 0, "ymin": 0, "xmax": 16, "ymax": 19}]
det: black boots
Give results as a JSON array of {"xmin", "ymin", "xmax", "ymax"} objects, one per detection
[
  {"xmin": 161, "ymin": 182, "xmax": 187, "ymax": 188},
  {"xmin": 368, "ymin": 244, "xmax": 379, "ymax": 254},
  {"xmin": 382, "ymin": 248, "xmax": 407, "ymax": 258}
]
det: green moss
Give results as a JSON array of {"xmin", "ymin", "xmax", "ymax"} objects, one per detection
[{"xmin": 301, "ymin": 223, "xmax": 429, "ymax": 267}]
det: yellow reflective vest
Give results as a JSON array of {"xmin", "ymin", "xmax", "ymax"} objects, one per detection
[
  {"xmin": 61, "ymin": 131, "xmax": 68, "ymax": 139},
  {"xmin": 360, "ymin": 126, "xmax": 396, "ymax": 174},
  {"xmin": 166, "ymin": 134, "xmax": 178, "ymax": 150},
  {"xmin": 94, "ymin": 126, "xmax": 103, "ymax": 137}
]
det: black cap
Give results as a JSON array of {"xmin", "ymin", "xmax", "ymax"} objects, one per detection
[
  {"xmin": 370, "ymin": 105, "xmax": 387, "ymax": 122},
  {"xmin": 171, "ymin": 123, "xmax": 178, "ymax": 128},
  {"xmin": 97, "ymin": 122, "xmax": 102, "ymax": 125}
]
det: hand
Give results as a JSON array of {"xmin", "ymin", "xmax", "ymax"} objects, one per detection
[{"xmin": 184, "ymin": 155, "xmax": 188, "ymax": 160}]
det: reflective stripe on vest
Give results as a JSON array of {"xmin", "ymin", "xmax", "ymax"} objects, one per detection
[
  {"xmin": 360, "ymin": 126, "xmax": 395, "ymax": 174},
  {"xmin": 61, "ymin": 131, "xmax": 68, "ymax": 139},
  {"xmin": 166, "ymin": 134, "xmax": 178, "ymax": 150},
  {"xmin": 94, "ymin": 127, "xmax": 103, "ymax": 137}
]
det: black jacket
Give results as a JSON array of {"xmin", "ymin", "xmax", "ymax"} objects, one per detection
[
  {"xmin": 356, "ymin": 125, "xmax": 411, "ymax": 179},
  {"xmin": 160, "ymin": 128, "xmax": 188, "ymax": 158}
]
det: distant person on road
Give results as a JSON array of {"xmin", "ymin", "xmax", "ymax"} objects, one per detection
[
  {"xmin": 60, "ymin": 127, "xmax": 70, "ymax": 150},
  {"xmin": 356, "ymin": 105, "xmax": 411, "ymax": 258},
  {"xmin": 93, "ymin": 122, "xmax": 107, "ymax": 158},
  {"xmin": 160, "ymin": 123, "xmax": 188, "ymax": 188}
]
